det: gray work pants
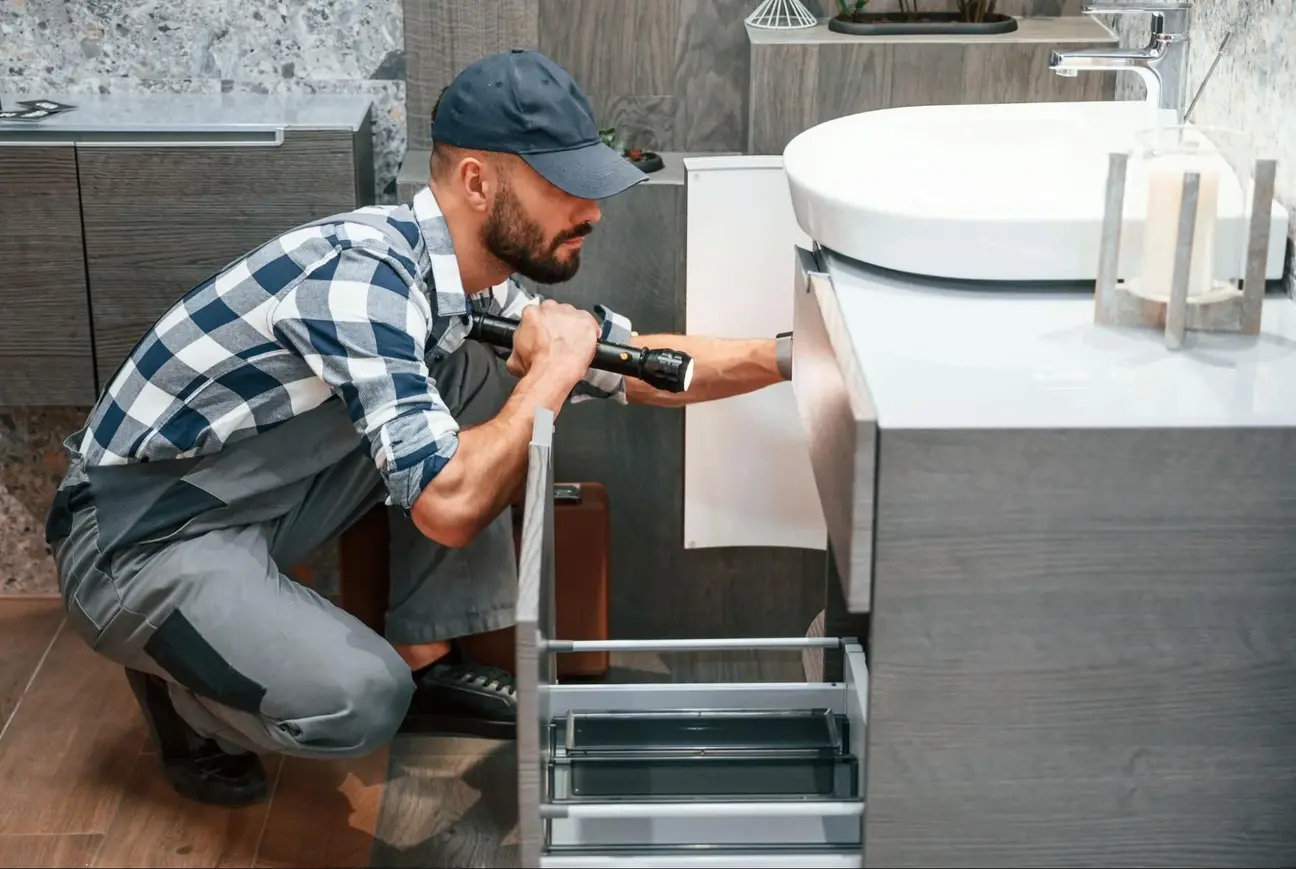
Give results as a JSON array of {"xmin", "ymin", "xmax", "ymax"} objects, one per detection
[{"xmin": 49, "ymin": 342, "xmax": 518, "ymax": 759}]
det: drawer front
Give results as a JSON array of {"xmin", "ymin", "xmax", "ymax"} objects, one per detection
[
  {"xmin": 76, "ymin": 130, "xmax": 362, "ymax": 385},
  {"xmin": 792, "ymin": 246, "xmax": 877, "ymax": 613},
  {"xmin": 0, "ymin": 146, "xmax": 96, "ymax": 405}
]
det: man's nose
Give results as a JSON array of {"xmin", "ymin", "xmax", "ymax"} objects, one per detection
[{"xmin": 577, "ymin": 199, "xmax": 601, "ymax": 227}]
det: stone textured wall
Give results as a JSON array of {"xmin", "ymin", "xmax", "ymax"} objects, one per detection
[{"xmin": 1108, "ymin": 0, "xmax": 1294, "ymax": 294}]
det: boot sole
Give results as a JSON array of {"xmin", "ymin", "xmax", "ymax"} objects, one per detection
[{"xmin": 164, "ymin": 761, "xmax": 270, "ymax": 808}]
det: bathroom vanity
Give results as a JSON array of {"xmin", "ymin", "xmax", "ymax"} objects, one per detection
[
  {"xmin": 0, "ymin": 92, "xmax": 374, "ymax": 405},
  {"xmin": 783, "ymin": 97, "xmax": 1296, "ymax": 865},
  {"xmin": 791, "ymin": 244, "xmax": 1296, "ymax": 866}
]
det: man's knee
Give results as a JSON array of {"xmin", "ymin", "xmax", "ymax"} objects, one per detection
[
  {"xmin": 278, "ymin": 645, "xmax": 414, "ymax": 757},
  {"xmin": 434, "ymin": 340, "xmax": 515, "ymax": 425}
]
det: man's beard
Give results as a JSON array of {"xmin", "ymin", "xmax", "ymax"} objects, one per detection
[{"xmin": 482, "ymin": 182, "xmax": 592, "ymax": 285}]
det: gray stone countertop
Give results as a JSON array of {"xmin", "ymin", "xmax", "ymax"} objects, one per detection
[{"xmin": 0, "ymin": 92, "xmax": 372, "ymax": 144}]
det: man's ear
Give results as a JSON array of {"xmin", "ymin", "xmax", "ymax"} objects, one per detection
[{"xmin": 456, "ymin": 155, "xmax": 490, "ymax": 213}]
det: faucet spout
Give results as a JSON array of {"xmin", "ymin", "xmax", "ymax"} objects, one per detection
[
  {"xmin": 1048, "ymin": 47, "xmax": 1166, "ymax": 110},
  {"xmin": 1045, "ymin": 4, "xmax": 1193, "ymax": 123}
]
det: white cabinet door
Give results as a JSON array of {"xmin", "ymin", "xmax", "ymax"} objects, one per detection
[{"xmin": 683, "ymin": 156, "xmax": 826, "ymax": 552}]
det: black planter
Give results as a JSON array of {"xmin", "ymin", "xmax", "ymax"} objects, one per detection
[
  {"xmin": 828, "ymin": 11, "xmax": 1018, "ymax": 36},
  {"xmin": 628, "ymin": 151, "xmax": 665, "ymax": 174}
]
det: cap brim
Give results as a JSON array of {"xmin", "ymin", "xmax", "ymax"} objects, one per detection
[{"xmin": 521, "ymin": 142, "xmax": 649, "ymax": 201}]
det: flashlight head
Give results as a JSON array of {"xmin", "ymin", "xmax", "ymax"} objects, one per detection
[{"xmin": 640, "ymin": 348, "xmax": 693, "ymax": 393}]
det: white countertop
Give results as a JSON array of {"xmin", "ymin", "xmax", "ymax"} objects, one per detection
[
  {"xmin": 825, "ymin": 248, "xmax": 1296, "ymax": 430},
  {"xmin": 0, "ymin": 92, "xmax": 372, "ymax": 142}
]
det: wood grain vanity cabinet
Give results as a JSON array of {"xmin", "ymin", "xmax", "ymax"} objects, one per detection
[
  {"xmin": 72, "ymin": 96, "xmax": 374, "ymax": 387},
  {"xmin": 0, "ymin": 93, "xmax": 374, "ymax": 404},
  {"xmin": 793, "ymin": 246, "xmax": 1296, "ymax": 866},
  {"xmin": 0, "ymin": 145, "xmax": 96, "ymax": 405}
]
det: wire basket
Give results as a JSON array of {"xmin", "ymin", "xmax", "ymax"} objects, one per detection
[{"xmin": 746, "ymin": 0, "xmax": 819, "ymax": 29}]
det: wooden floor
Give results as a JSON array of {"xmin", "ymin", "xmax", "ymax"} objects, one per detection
[{"xmin": 0, "ymin": 596, "xmax": 804, "ymax": 868}]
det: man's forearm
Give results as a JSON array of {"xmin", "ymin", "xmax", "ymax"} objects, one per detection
[
  {"xmin": 624, "ymin": 334, "xmax": 783, "ymax": 407},
  {"xmin": 410, "ymin": 367, "xmax": 572, "ymax": 547}
]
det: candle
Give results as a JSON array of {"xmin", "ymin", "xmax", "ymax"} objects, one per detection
[{"xmin": 1137, "ymin": 150, "xmax": 1221, "ymax": 301}]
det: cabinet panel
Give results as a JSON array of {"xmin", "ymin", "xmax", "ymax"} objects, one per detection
[
  {"xmin": 867, "ymin": 427, "xmax": 1296, "ymax": 866},
  {"xmin": 76, "ymin": 131, "xmax": 362, "ymax": 385},
  {"xmin": 0, "ymin": 146, "xmax": 96, "ymax": 405}
]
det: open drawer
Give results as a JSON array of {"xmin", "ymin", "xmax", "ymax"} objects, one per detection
[{"xmin": 515, "ymin": 408, "xmax": 870, "ymax": 868}]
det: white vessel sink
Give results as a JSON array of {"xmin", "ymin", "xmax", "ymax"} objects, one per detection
[{"xmin": 783, "ymin": 101, "xmax": 1289, "ymax": 283}]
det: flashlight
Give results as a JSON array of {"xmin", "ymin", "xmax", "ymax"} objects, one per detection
[{"xmin": 466, "ymin": 312, "xmax": 695, "ymax": 394}]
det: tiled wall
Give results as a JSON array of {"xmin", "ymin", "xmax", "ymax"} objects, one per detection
[{"xmin": 1108, "ymin": 0, "xmax": 1295, "ymax": 294}]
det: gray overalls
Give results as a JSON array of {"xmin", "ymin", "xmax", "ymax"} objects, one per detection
[{"xmin": 46, "ymin": 341, "xmax": 517, "ymax": 758}]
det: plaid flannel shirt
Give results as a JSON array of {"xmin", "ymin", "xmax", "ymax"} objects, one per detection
[{"xmin": 73, "ymin": 187, "xmax": 632, "ymax": 512}]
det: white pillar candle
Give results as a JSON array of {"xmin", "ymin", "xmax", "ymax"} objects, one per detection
[{"xmin": 1138, "ymin": 151, "xmax": 1221, "ymax": 301}]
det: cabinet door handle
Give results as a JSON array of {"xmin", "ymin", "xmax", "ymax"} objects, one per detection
[{"xmin": 0, "ymin": 127, "xmax": 286, "ymax": 148}]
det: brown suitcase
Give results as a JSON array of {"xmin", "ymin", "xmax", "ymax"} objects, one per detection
[{"xmin": 512, "ymin": 481, "xmax": 611, "ymax": 679}]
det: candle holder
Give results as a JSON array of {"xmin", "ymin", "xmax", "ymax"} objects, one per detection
[{"xmin": 1092, "ymin": 125, "xmax": 1277, "ymax": 350}]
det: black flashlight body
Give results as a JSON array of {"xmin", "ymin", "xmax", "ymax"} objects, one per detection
[{"xmin": 466, "ymin": 312, "xmax": 694, "ymax": 394}]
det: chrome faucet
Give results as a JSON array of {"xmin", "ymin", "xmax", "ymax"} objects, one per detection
[{"xmin": 1048, "ymin": 1, "xmax": 1193, "ymax": 122}]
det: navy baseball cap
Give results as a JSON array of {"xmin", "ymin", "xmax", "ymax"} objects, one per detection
[{"xmin": 431, "ymin": 49, "xmax": 647, "ymax": 201}]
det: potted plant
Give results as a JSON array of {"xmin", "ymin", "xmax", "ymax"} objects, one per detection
[
  {"xmin": 599, "ymin": 127, "xmax": 664, "ymax": 174},
  {"xmin": 828, "ymin": 0, "xmax": 1018, "ymax": 36}
]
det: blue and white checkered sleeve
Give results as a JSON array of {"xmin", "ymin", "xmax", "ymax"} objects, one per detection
[
  {"xmin": 270, "ymin": 248, "xmax": 458, "ymax": 512},
  {"xmin": 477, "ymin": 277, "xmax": 632, "ymax": 405}
]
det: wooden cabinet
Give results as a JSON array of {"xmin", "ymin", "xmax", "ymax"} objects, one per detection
[
  {"xmin": 0, "ymin": 146, "xmax": 97, "ymax": 405},
  {"xmin": 76, "ymin": 130, "xmax": 370, "ymax": 384},
  {"xmin": 0, "ymin": 95, "xmax": 374, "ymax": 405}
]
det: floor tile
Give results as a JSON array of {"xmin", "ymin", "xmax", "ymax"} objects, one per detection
[
  {"xmin": 254, "ymin": 746, "xmax": 389, "ymax": 869},
  {"xmin": 92, "ymin": 753, "xmax": 283, "ymax": 868},
  {"xmin": 0, "ymin": 833, "xmax": 102, "ymax": 867},
  {"xmin": 0, "ymin": 626, "xmax": 144, "ymax": 835},
  {"xmin": 0, "ymin": 597, "xmax": 64, "ymax": 733}
]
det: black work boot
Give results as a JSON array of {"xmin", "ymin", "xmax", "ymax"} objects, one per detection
[
  {"xmin": 402, "ymin": 647, "xmax": 517, "ymax": 740},
  {"xmin": 124, "ymin": 668, "xmax": 269, "ymax": 807}
]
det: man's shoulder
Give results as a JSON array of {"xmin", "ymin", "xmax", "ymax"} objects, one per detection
[
  {"xmin": 321, "ymin": 202, "xmax": 423, "ymax": 256},
  {"xmin": 239, "ymin": 203, "xmax": 425, "ymax": 291},
  {"xmin": 291, "ymin": 202, "xmax": 421, "ymax": 259}
]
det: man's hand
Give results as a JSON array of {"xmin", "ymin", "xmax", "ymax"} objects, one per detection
[
  {"xmin": 412, "ymin": 300, "xmax": 598, "ymax": 549},
  {"xmin": 507, "ymin": 299, "xmax": 599, "ymax": 385}
]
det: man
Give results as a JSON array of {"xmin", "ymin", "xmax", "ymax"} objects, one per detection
[{"xmin": 45, "ymin": 49, "xmax": 794, "ymax": 810}]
